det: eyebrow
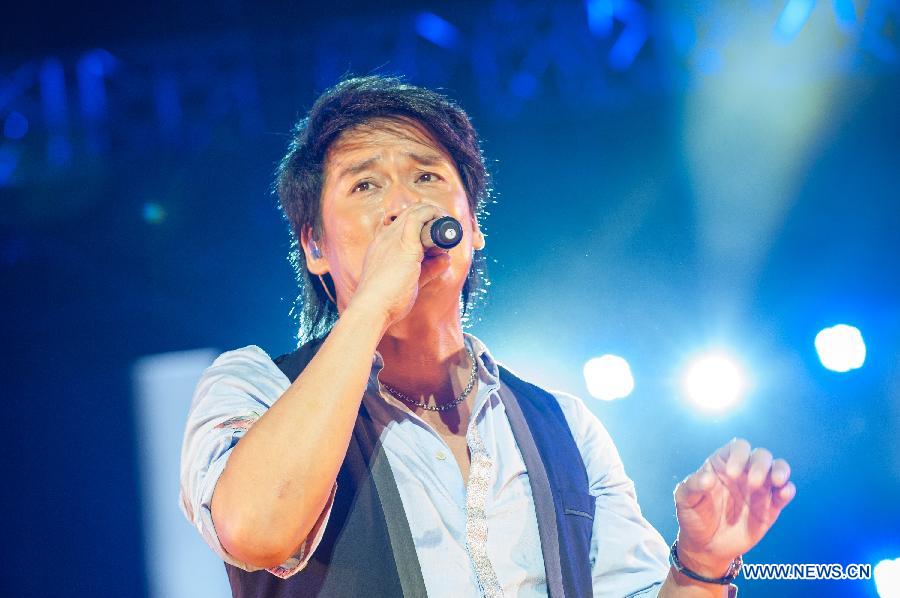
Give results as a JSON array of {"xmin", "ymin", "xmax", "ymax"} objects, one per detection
[
  {"xmin": 335, "ymin": 152, "xmax": 449, "ymax": 182},
  {"xmin": 406, "ymin": 151, "xmax": 446, "ymax": 166}
]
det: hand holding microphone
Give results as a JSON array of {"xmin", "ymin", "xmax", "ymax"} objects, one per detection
[{"xmin": 350, "ymin": 206, "xmax": 463, "ymax": 328}]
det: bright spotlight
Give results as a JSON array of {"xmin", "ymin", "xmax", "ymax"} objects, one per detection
[
  {"xmin": 874, "ymin": 558, "xmax": 900, "ymax": 598},
  {"xmin": 683, "ymin": 353, "xmax": 746, "ymax": 412},
  {"xmin": 583, "ymin": 355, "xmax": 634, "ymax": 401},
  {"xmin": 815, "ymin": 324, "xmax": 866, "ymax": 372}
]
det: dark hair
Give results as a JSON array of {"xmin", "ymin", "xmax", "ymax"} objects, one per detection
[{"xmin": 275, "ymin": 75, "xmax": 491, "ymax": 343}]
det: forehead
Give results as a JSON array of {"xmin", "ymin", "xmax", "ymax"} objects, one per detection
[{"xmin": 325, "ymin": 117, "xmax": 453, "ymax": 172}]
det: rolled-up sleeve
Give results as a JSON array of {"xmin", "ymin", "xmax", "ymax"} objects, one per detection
[
  {"xmin": 551, "ymin": 391, "xmax": 670, "ymax": 598},
  {"xmin": 178, "ymin": 345, "xmax": 335, "ymax": 579}
]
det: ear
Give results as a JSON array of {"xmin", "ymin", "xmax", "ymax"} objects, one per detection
[
  {"xmin": 300, "ymin": 225, "xmax": 330, "ymax": 276},
  {"xmin": 470, "ymin": 216, "xmax": 486, "ymax": 251}
]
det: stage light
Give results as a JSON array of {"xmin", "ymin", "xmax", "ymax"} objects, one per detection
[
  {"xmin": 414, "ymin": 12, "xmax": 460, "ymax": 50},
  {"xmin": 832, "ymin": 0, "xmax": 857, "ymax": 30},
  {"xmin": 814, "ymin": 324, "xmax": 865, "ymax": 372},
  {"xmin": 583, "ymin": 354, "xmax": 634, "ymax": 401},
  {"xmin": 683, "ymin": 353, "xmax": 746, "ymax": 412},
  {"xmin": 585, "ymin": 0, "xmax": 614, "ymax": 38},
  {"xmin": 874, "ymin": 558, "xmax": 900, "ymax": 598},
  {"xmin": 774, "ymin": 0, "xmax": 815, "ymax": 41},
  {"xmin": 142, "ymin": 202, "xmax": 167, "ymax": 224}
]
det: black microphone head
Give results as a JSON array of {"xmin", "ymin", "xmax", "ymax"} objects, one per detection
[{"xmin": 430, "ymin": 216, "xmax": 463, "ymax": 249}]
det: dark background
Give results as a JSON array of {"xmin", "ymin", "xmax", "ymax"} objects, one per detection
[{"xmin": 3, "ymin": 1, "xmax": 898, "ymax": 596}]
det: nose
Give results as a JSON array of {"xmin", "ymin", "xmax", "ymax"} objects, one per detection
[{"xmin": 382, "ymin": 182, "xmax": 422, "ymax": 225}]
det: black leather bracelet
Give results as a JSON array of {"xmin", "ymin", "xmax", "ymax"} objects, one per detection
[{"xmin": 669, "ymin": 540, "xmax": 743, "ymax": 585}]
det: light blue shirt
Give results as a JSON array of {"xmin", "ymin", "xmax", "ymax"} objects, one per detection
[{"xmin": 179, "ymin": 334, "xmax": 670, "ymax": 597}]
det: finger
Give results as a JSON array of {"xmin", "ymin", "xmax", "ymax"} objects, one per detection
[
  {"xmin": 713, "ymin": 438, "xmax": 752, "ymax": 479},
  {"xmin": 674, "ymin": 461, "xmax": 716, "ymax": 509},
  {"xmin": 769, "ymin": 458, "xmax": 792, "ymax": 488},
  {"xmin": 379, "ymin": 203, "xmax": 437, "ymax": 238},
  {"xmin": 392, "ymin": 201, "xmax": 444, "ymax": 224},
  {"xmin": 746, "ymin": 448, "xmax": 773, "ymax": 492},
  {"xmin": 772, "ymin": 481, "xmax": 796, "ymax": 510},
  {"xmin": 396, "ymin": 204, "xmax": 446, "ymax": 248}
]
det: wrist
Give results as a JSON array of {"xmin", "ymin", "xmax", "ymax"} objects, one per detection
[
  {"xmin": 338, "ymin": 296, "xmax": 392, "ymax": 343},
  {"xmin": 349, "ymin": 286, "xmax": 406, "ymax": 330},
  {"xmin": 344, "ymin": 292, "xmax": 390, "ymax": 326},
  {"xmin": 676, "ymin": 548, "xmax": 735, "ymax": 580},
  {"xmin": 670, "ymin": 539, "xmax": 742, "ymax": 586}
]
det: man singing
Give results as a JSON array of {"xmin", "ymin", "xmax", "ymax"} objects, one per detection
[{"xmin": 179, "ymin": 75, "xmax": 795, "ymax": 597}]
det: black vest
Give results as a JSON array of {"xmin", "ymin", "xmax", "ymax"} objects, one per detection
[{"xmin": 225, "ymin": 338, "xmax": 595, "ymax": 597}]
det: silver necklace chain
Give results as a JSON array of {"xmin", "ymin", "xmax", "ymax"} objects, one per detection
[{"xmin": 381, "ymin": 347, "xmax": 478, "ymax": 412}]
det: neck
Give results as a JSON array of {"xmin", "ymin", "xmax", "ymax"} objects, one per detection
[{"xmin": 377, "ymin": 300, "xmax": 469, "ymax": 402}]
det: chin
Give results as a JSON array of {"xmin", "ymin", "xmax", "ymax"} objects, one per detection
[{"xmin": 417, "ymin": 274, "xmax": 466, "ymax": 305}]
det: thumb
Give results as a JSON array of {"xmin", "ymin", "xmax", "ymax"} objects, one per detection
[{"xmin": 418, "ymin": 252, "xmax": 452, "ymax": 285}]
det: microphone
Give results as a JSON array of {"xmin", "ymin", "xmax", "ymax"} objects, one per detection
[{"xmin": 421, "ymin": 216, "xmax": 463, "ymax": 251}]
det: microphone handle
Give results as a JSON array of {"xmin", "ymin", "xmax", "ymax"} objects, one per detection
[{"xmin": 421, "ymin": 216, "xmax": 463, "ymax": 251}]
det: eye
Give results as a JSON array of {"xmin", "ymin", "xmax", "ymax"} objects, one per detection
[
  {"xmin": 351, "ymin": 180, "xmax": 373, "ymax": 194},
  {"xmin": 416, "ymin": 172, "xmax": 442, "ymax": 183}
]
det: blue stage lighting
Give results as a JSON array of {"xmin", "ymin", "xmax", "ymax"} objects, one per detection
[
  {"xmin": 833, "ymin": 0, "xmax": 857, "ymax": 30},
  {"xmin": 3, "ymin": 112, "xmax": 28, "ymax": 140},
  {"xmin": 683, "ymin": 353, "xmax": 747, "ymax": 413},
  {"xmin": 414, "ymin": 12, "xmax": 460, "ymax": 50},
  {"xmin": 0, "ymin": 147, "xmax": 18, "ymax": 187},
  {"xmin": 609, "ymin": 25, "xmax": 647, "ymax": 71},
  {"xmin": 510, "ymin": 72, "xmax": 538, "ymax": 99},
  {"xmin": 875, "ymin": 558, "xmax": 900, "ymax": 598},
  {"xmin": 774, "ymin": 0, "xmax": 816, "ymax": 41},
  {"xmin": 814, "ymin": 324, "xmax": 866, "ymax": 372},
  {"xmin": 142, "ymin": 202, "xmax": 167, "ymax": 224},
  {"xmin": 585, "ymin": 0, "xmax": 614, "ymax": 38},
  {"xmin": 583, "ymin": 354, "xmax": 634, "ymax": 401}
]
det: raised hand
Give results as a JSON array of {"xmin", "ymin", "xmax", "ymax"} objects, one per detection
[{"xmin": 672, "ymin": 438, "xmax": 796, "ymax": 577}]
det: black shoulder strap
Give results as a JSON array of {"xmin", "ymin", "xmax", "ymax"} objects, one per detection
[
  {"xmin": 272, "ymin": 336, "xmax": 327, "ymax": 381},
  {"xmin": 498, "ymin": 365, "xmax": 594, "ymax": 598}
]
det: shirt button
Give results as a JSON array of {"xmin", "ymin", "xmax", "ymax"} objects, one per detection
[{"xmin": 435, "ymin": 450, "xmax": 447, "ymax": 461}]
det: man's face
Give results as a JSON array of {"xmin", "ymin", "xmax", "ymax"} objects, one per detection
[{"xmin": 305, "ymin": 117, "xmax": 483, "ymax": 312}]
